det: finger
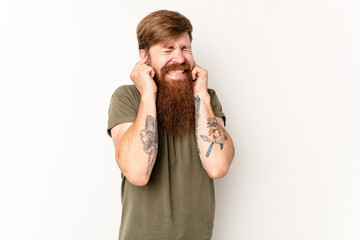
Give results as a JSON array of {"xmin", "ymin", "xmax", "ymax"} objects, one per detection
[
  {"xmin": 142, "ymin": 55, "xmax": 149, "ymax": 64},
  {"xmin": 145, "ymin": 64, "xmax": 154, "ymax": 72},
  {"xmin": 150, "ymin": 69, "xmax": 155, "ymax": 78},
  {"xmin": 144, "ymin": 65, "xmax": 155, "ymax": 77},
  {"xmin": 135, "ymin": 55, "xmax": 149, "ymax": 67},
  {"xmin": 192, "ymin": 67, "xmax": 198, "ymax": 80}
]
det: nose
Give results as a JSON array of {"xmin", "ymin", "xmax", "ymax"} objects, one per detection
[{"xmin": 171, "ymin": 49, "xmax": 185, "ymax": 64}]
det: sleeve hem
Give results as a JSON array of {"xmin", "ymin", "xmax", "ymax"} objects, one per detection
[
  {"xmin": 107, "ymin": 116, "xmax": 136, "ymax": 137},
  {"xmin": 214, "ymin": 112, "xmax": 226, "ymax": 127}
]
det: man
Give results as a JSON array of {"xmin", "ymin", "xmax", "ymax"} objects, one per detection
[{"xmin": 107, "ymin": 10, "xmax": 235, "ymax": 240}]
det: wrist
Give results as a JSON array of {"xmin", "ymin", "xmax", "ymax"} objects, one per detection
[
  {"xmin": 194, "ymin": 91, "xmax": 210, "ymax": 103},
  {"xmin": 141, "ymin": 92, "xmax": 156, "ymax": 103}
]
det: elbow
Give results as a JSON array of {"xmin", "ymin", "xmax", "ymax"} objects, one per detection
[
  {"xmin": 208, "ymin": 166, "xmax": 229, "ymax": 179},
  {"xmin": 206, "ymin": 154, "xmax": 234, "ymax": 179},
  {"xmin": 124, "ymin": 172, "xmax": 149, "ymax": 187},
  {"xmin": 128, "ymin": 176, "xmax": 149, "ymax": 186},
  {"xmin": 115, "ymin": 155, "xmax": 150, "ymax": 187}
]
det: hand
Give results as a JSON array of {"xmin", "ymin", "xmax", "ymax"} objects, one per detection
[
  {"xmin": 129, "ymin": 56, "xmax": 157, "ymax": 97},
  {"xmin": 191, "ymin": 62, "xmax": 208, "ymax": 95}
]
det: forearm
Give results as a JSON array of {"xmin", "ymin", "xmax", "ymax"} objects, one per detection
[
  {"xmin": 116, "ymin": 94, "xmax": 158, "ymax": 185},
  {"xmin": 195, "ymin": 92, "xmax": 235, "ymax": 179}
]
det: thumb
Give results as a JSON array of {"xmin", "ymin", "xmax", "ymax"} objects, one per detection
[{"xmin": 192, "ymin": 68, "xmax": 198, "ymax": 80}]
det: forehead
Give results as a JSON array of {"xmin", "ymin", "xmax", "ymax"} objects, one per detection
[{"xmin": 152, "ymin": 32, "xmax": 191, "ymax": 49}]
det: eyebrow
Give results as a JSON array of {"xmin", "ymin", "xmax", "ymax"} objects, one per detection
[{"xmin": 162, "ymin": 45, "xmax": 190, "ymax": 50}]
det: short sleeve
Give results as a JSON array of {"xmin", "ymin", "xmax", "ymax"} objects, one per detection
[
  {"xmin": 106, "ymin": 85, "xmax": 140, "ymax": 138},
  {"xmin": 208, "ymin": 89, "xmax": 226, "ymax": 127}
]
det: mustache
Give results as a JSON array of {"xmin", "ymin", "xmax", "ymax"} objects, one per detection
[{"xmin": 161, "ymin": 61, "xmax": 192, "ymax": 73}]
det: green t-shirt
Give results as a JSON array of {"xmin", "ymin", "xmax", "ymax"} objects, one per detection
[{"xmin": 107, "ymin": 85, "xmax": 226, "ymax": 240}]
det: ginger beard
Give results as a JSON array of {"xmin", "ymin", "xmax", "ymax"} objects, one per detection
[{"xmin": 150, "ymin": 59, "xmax": 195, "ymax": 137}]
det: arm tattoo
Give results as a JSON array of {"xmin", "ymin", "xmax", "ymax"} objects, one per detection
[
  {"xmin": 194, "ymin": 95, "xmax": 201, "ymax": 154},
  {"xmin": 140, "ymin": 115, "xmax": 158, "ymax": 176},
  {"xmin": 200, "ymin": 117, "xmax": 227, "ymax": 157}
]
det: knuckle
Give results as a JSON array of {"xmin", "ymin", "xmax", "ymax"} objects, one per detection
[{"xmin": 130, "ymin": 71, "xmax": 139, "ymax": 80}]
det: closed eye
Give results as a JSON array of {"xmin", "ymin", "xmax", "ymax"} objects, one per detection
[{"xmin": 182, "ymin": 46, "xmax": 191, "ymax": 52}]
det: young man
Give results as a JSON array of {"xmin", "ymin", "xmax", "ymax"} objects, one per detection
[{"xmin": 107, "ymin": 10, "xmax": 235, "ymax": 240}]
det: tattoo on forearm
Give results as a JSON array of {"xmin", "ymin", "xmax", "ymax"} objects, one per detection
[
  {"xmin": 195, "ymin": 95, "xmax": 201, "ymax": 154},
  {"xmin": 200, "ymin": 117, "xmax": 227, "ymax": 157},
  {"xmin": 140, "ymin": 115, "xmax": 158, "ymax": 176}
]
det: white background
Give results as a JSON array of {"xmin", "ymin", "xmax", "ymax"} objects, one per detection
[{"xmin": 1, "ymin": 0, "xmax": 359, "ymax": 239}]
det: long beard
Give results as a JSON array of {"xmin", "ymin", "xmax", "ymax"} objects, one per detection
[{"xmin": 154, "ymin": 61, "xmax": 195, "ymax": 137}]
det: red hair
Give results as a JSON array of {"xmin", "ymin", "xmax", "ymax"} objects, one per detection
[{"xmin": 136, "ymin": 10, "xmax": 193, "ymax": 52}]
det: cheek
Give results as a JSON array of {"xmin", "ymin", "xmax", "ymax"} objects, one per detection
[
  {"xmin": 157, "ymin": 57, "xmax": 171, "ymax": 70},
  {"xmin": 187, "ymin": 58, "xmax": 195, "ymax": 69},
  {"xmin": 185, "ymin": 55, "xmax": 195, "ymax": 67}
]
